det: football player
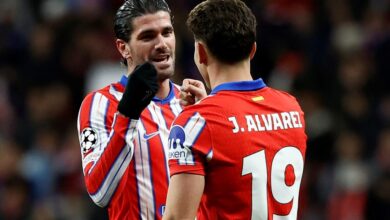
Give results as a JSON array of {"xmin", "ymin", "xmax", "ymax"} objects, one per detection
[{"xmin": 164, "ymin": 0, "xmax": 307, "ymax": 219}]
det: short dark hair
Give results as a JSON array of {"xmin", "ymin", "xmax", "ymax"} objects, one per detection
[
  {"xmin": 114, "ymin": 0, "xmax": 172, "ymax": 42},
  {"xmin": 187, "ymin": 0, "xmax": 257, "ymax": 64}
]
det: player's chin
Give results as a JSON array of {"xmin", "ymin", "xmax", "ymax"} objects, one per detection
[
  {"xmin": 157, "ymin": 68, "xmax": 175, "ymax": 81},
  {"xmin": 155, "ymin": 62, "xmax": 175, "ymax": 80}
]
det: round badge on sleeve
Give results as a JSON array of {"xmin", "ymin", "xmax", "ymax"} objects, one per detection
[{"xmin": 80, "ymin": 127, "xmax": 99, "ymax": 153}]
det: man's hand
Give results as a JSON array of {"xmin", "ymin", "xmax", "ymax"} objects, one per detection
[
  {"xmin": 180, "ymin": 79, "xmax": 207, "ymax": 106},
  {"xmin": 117, "ymin": 62, "xmax": 158, "ymax": 119}
]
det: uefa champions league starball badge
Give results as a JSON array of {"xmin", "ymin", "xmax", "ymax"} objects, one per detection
[{"xmin": 80, "ymin": 127, "xmax": 98, "ymax": 154}]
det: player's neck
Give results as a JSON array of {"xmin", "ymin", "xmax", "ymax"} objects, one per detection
[
  {"xmin": 155, "ymin": 79, "xmax": 170, "ymax": 99},
  {"xmin": 208, "ymin": 59, "xmax": 253, "ymax": 90}
]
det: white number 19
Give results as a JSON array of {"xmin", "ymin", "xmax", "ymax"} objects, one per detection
[{"xmin": 242, "ymin": 147, "xmax": 304, "ymax": 220}]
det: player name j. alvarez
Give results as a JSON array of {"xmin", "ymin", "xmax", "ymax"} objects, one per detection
[{"xmin": 228, "ymin": 111, "xmax": 303, "ymax": 133}]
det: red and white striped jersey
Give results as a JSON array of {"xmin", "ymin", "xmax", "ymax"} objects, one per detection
[
  {"xmin": 77, "ymin": 75, "xmax": 182, "ymax": 219},
  {"xmin": 168, "ymin": 79, "xmax": 307, "ymax": 220}
]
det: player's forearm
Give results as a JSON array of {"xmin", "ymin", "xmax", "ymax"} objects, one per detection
[{"xmin": 83, "ymin": 114, "xmax": 137, "ymax": 207}]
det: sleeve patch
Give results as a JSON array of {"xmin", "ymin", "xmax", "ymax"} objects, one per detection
[{"xmin": 80, "ymin": 127, "xmax": 99, "ymax": 155}]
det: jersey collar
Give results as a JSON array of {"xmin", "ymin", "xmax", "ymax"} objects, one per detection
[
  {"xmin": 119, "ymin": 75, "xmax": 175, "ymax": 104},
  {"xmin": 119, "ymin": 75, "xmax": 128, "ymax": 87},
  {"xmin": 210, "ymin": 78, "xmax": 266, "ymax": 95}
]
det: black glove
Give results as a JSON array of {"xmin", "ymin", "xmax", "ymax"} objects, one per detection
[{"xmin": 118, "ymin": 62, "xmax": 158, "ymax": 119}]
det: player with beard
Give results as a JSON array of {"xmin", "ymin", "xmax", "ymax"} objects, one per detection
[{"xmin": 77, "ymin": 0, "xmax": 206, "ymax": 219}]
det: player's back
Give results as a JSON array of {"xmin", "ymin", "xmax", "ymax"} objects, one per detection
[{"xmin": 169, "ymin": 79, "xmax": 307, "ymax": 220}]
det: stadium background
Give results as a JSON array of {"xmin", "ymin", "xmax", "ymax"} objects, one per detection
[{"xmin": 0, "ymin": 0, "xmax": 389, "ymax": 219}]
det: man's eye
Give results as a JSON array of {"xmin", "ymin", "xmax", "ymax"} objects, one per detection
[
  {"xmin": 141, "ymin": 35, "xmax": 154, "ymax": 41},
  {"xmin": 163, "ymin": 31, "xmax": 172, "ymax": 37},
  {"xmin": 163, "ymin": 29, "xmax": 173, "ymax": 37}
]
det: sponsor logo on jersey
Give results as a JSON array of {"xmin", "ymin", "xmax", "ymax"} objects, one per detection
[{"xmin": 168, "ymin": 125, "xmax": 188, "ymax": 159}]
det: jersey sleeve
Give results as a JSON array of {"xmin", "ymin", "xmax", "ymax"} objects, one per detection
[
  {"xmin": 168, "ymin": 110, "xmax": 213, "ymax": 177},
  {"xmin": 77, "ymin": 92, "xmax": 136, "ymax": 207}
]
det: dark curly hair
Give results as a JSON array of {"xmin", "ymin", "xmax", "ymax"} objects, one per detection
[{"xmin": 187, "ymin": 0, "xmax": 257, "ymax": 64}]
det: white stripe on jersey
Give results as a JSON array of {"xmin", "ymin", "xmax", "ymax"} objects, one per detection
[
  {"xmin": 172, "ymin": 83, "xmax": 181, "ymax": 91},
  {"xmin": 169, "ymin": 97, "xmax": 182, "ymax": 117},
  {"xmin": 181, "ymin": 112, "xmax": 206, "ymax": 165},
  {"xmin": 89, "ymin": 117, "xmax": 137, "ymax": 207},
  {"xmin": 134, "ymin": 121, "xmax": 155, "ymax": 219},
  {"xmin": 147, "ymin": 103, "xmax": 170, "ymax": 182},
  {"xmin": 90, "ymin": 93, "xmax": 110, "ymax": 143},
  {"xmin": 87, "ymin": 113, "xmax": 117, "ymax": 174},
  {"xmin": 148, "ymin": 103, "xmax": 169, "ymax": 139},
  {"xmin": 85, "ymin": 93, "xmax": 111, "ymax": 173},
  {"xmin": 109, "ymin": 85, "xmax": 123, "ymax": 101},
  {"xmin": 170, "ymin": 84, "xmax": 182, "ymax": 116}
]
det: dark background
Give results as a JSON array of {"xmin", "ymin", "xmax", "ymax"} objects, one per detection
[{"xmin": 0, "ymin": 0, "xmax": 389, "ymax": 219}]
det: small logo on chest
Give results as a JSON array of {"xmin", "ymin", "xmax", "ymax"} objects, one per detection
[{"xmin": 143, "ymin": 131, "xmax": 160, "ymax": 140}]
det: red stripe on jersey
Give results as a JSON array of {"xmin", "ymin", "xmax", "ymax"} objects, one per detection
[{"xmin": 78, "ymin": 92, "xmax": 95, "ymax": 129}]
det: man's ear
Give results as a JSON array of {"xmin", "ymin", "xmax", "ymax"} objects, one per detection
[
  {"xmin": 249, "ymin": 42, "xmax": 257, "ymax": 60},
  {"xmin": 197, "ymin": 42, "xmax": 208, "ymax": 65},
  {"xmin": 116, "ymin": 39, "xmax": 131, "ymax": 59}
]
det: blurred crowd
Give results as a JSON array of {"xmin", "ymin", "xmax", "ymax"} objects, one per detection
[{"xmin": 0, "ymin": 0, "xmax": 389, "ymax": 219}]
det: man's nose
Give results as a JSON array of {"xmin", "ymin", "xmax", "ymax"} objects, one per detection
[{"xmin": 155, "ymin": 35, "xmax": 168, "ymax": 50}]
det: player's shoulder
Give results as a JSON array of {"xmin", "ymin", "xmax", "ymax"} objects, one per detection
[
  {"xmin": 91, "ymin": 81, "xmax": 124, "ymax": 99},
  {"xmin": 265, "ymin": 87, "xmax": 301, "ymax": 106},
  {"xmin": 187, "ymin": 95, "xmax": 225, "ymax": 112},
  {"xmin": 266, "ymin": 86, "xmax": 295, "ymax": 98},
  {"xmin": 80, "ymin": 83, "xmax": 122, "ymax": 108},
  {"xmin": 82, "ymin": 85, "xmax": 105, "ymax": 101},
  {"xmin": 175, "ymin": 95, "xmax": 226, "ymax": 123}
]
